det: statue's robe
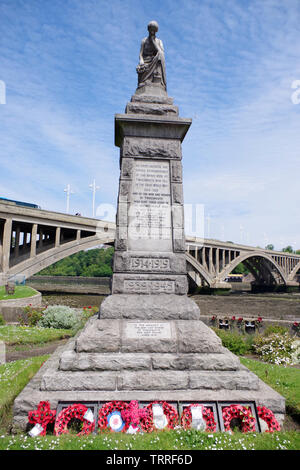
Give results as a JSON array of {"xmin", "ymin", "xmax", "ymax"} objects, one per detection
[{"xmin": 137, "ymin": 36, "xmax": 166, "ymax": 90}]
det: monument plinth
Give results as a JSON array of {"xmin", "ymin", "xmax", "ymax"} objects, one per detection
[
  {"xmin": 13, "ymin": 22, "xmax": 285, "ymax": 431},
  {"xmin": 100, "ymin": 79, "xmax": 198, "ymax": 319}
]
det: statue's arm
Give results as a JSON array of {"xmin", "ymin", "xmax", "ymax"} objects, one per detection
[
  {"xmin": 158, "ymin": 39, "xmax": 164, "ymax": 54},
  {"xmin": 139, "ymin": 38, "xmax": 146, "ymax": 64},
  {"xmin": 150, "ymin": 37, "xmax": 164, "ymax": 55}
]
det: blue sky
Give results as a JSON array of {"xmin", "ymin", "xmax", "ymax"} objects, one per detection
[{"xmin": 0, "ymin": 0, "xmax": 299, "ymax": 250}]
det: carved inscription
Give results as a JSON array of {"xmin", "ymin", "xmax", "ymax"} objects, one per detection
[
  {"xmin": 125, "ymin": 322, "xmax": 172, "ymax": 339},
  {"xmin": 130, "ymin": 257, "xmax": 170, "ymax": 271},
  {"xmin": 128, "ymin": 159, "xmax": 172, "ymax": 251},
  {"xmin": 124, "ymin": 280, "xmax": 175, "ymax": 293}
]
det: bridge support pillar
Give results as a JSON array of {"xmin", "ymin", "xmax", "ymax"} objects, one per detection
[
  {"xmin": 30, "ymin": 224, "xmax": 38, "ymax": 258},
  {"xmin": 2, "ymin": 218, "xmax": 12, "ymax": 274},
  {"xmin": 286, "ymin": 281, "xmax": 299, "ymax": 292},
  {"xmin": 55, "ymin": 227, "xmax": 61, "ymax": 248}
]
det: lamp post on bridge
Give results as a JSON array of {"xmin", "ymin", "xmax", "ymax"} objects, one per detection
[
  {"xmin": 64, "ymin": 184, "xmax": 74, "ymax": 214},
  {"xmin": 89, "ymin": 179, "xmax": 100, "ymax": 218}
]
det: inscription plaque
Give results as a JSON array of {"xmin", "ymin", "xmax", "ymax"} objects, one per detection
[
  {"xmin": 124, "ymin": 279, "xmax": 175, "ymax": 293},
  {"xmin": 128, "ymin": 159, "xmax": 172, "ymax": 251},
  {"xmin": 125, "ymin": 322, "xmax": 172, "ymax": 339},
  {"xmin": 130, "ymin": 257, "xmax": 170, "ymax": 271}
]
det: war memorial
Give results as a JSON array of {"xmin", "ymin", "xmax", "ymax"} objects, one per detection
[{"xmin": 13, "ymin": 21, "xmax": 285, "ymax": 433}]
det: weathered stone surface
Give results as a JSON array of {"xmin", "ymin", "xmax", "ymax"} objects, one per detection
[
  {"xmin": 59, "ymin": 351, "xmax": 151, "ymax": 371},
  {"xmin": 172, "ymin": 183, "xmax": 184, "ymax": 204},
  {"xmin": 115, "ymin": 114, "xmax": 192, "ymax": 148},
  {"xmin": 111, "ymin": 273, "xmax": 188, "ymax": 295},
  {"xmin": 151, "ymin": 353, "xmax": 241, "ymax": 371},
  {"xmin": 131, "ymin": 93, "xmax": 174, "ymax": 105},
  {"xmin": 189, "ymin": 371, "xmax": 259, "ymax": 391},
  {"xmin": 113, "ymin": 252, "xmax": 187, "ymax": 274},
  {"xmin": 122, "ymin": 136, "xmax": 181, "ymax": 159},
  {"xmin": 118, "ymin": 371, "xmax": 189, "ymax": 390},
  {"xmin": 76, "ymin": 318, "xmax": 121, "ymax": 353},
  {"xmin": 176, "ymin": 321, "xmax": 223, "ymax": 353},
  {"xmin": 100, "ymin": 294, "xmax": 201, "ymax": 320},
  {"xmin": 116, "ymin": 202, "xmax": 128, "ymax": 226},
  {"xmin": 171, "ymin": 161, "xmax": 182, "ymax": 182},
  {"xmin": 118, "ymin": 180, "xmax": 131, "ymax": 202},
  {"xmin": 172, "ymin": 206, "xmax": 184, "ymax": 229},
  {"xmin": 121, "ymin": 322, "xmax": 177, "ymax": 354},
  {"xmin": 121, "ymin": 157, "xmax": 134, "ymax": 179},
  {"xmin": 126, "ymin": 102, "xmax": 178, "ymax": 116},
  {"xmin": 115, "ymin": 225, "xmax": 128, "ymax": 251},
  {"xmin": 41, "ymin": 371, "xmax": 117, "ymax": 391},
  {"xmin": 173, "ymin": 228, "xmax": 186, "ymax": 252}
]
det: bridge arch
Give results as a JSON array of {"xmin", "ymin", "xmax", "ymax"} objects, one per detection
[
  {"xmin": 186, "ymin": 252, "xmax": 213, "ymax": 287},
  {"xmin": 288, "ymin": 260, "xmax": 300, "ymax": 282},
  {"xmin": 218, "ymin": 251, "xmax": 287, "ymax": 286},
  {"xmin": 7, "ymin": 235, "xmax": 114, "ymax": 281}
]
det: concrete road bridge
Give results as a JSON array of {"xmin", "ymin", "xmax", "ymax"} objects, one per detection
[
  {"xmin": 1, "ymin": 201, "xmax": 299, "ymax": 290},
  {"xmin": 186, "ymin": 237, "xmax": 300, "ymax": 291}
]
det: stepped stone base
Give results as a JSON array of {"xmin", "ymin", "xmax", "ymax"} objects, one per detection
[
  {"xmin": 13, "ymin": 311, "xmax": 286, "ymax": 431},
  {"xmin": 100, "ymin": 294, "xmax": 200, "ymax": 320}
]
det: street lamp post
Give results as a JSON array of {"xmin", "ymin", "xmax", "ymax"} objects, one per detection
[
  {"xmin": 64, "ymin": 184, "xmax": 74, "ymax": 214},
  {"xmin": 89, "ymin": 179, "xmax": 100, "ymax": 218}
]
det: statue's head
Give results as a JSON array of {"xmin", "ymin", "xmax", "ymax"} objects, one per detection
[{"xmin": 147, "ymin": 20, "xmax": 159, "ymax": 35}]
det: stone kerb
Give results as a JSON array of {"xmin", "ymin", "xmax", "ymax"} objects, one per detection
[{"xmin": 0, "ymin": 290, "xmax": 41, "ymax": 314}]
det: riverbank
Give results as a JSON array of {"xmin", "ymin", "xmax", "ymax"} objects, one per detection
[{"xmin": 40, "ymin": 291, "xmax": 300, "ymax": 321}]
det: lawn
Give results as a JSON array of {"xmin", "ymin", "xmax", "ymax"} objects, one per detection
[
  {"xmin": 0, "ymin": 325, "xmax": 73, "ymax": 345},
  {"xmin": 240, "ymin": 357, "xmax": 300, "ymax": 415},
  {"xmin": 0, "ymin": 429, "xmax": 299, "ymax": 451},
  {"xmin": 0, "ymin": 355, "xmax": 49, "ymax": 428},
  {"xmin": 0, "ymin": 285, "xmax": 38, "ymax": 301}
]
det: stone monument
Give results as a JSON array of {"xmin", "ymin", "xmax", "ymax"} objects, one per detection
[{"xmin": 13, "ymin": 22, "xmax": 285, "ymax": 430}]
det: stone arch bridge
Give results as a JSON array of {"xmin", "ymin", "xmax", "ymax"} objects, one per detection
[{"xmin": 1, "ymin": 201, "xmax": 299, "ymax": 290}]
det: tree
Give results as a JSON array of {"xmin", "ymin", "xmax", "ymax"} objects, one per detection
[
  {"xmin": 265, "ymin": 244, "xmax": 274, "ymax": 251},
  {"xmin": 282, "ymin": 246, "xmax": 294, "ymax": 253},
  {"xmin": 36, "ymin": 247, "xmax": 114, "ymax": 277},
  {"xmin": 232, "ymin": 263, "xmax": 249, "ymax": 275}
]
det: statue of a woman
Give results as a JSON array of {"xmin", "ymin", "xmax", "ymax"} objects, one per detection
[{"xmin": 136, "ymin": 21, "xmax": 167, "ymax": 90}]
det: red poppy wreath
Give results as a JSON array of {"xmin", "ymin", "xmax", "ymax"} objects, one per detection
[
  {"xmin": 180, "ymin": 404, "xmax": 217, "ymax": 432},
  {"xmin": 28, "ymin": 401, "xmax": 56, "ymax": 436},
  {"xmin": 140, "ymin": 401, "xmax": 179, "ymax": 432},
  {"xmin": 54, "ymin": 403, "xmax": 95, "ymax": 436},
  {"xmin": 222, "ymin": 404, "xmax": 256, "ymax": 433},
  {"xmin": 257, "ymin": 406, "xmax": 281, "ymax": 432}
]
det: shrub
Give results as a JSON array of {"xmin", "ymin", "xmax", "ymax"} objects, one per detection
[
  {"xmin": 212, "ymin": 328, "xmax": 249, "ymax": 355},
  {"xmin": 263, "ymin": 324, "xmax": 289, "ymax": 337},
  {"xmin": 291, "ymin": 340, "xmax": 300, "ymax": 365},
  {"xmin": 19, "ymin": 305, "xmax": 44, "ymax": 327},
  {"xmin": 0, "ymin": 314, "xmax": 5, "ymax": 326},
  {"xmin": 38, "ymin": 306, "xmax": 79, "ymax": 330},
  {"xmin": 252, "ymin": 333, "xmax": 296, "ymax": 366}
]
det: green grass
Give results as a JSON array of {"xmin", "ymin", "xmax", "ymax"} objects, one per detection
[
  {"xmin": 0, "ymin": 355, "xmax": 49, "ymax": 426},
  {"xmin": 240, "ymin": 357, "xmax": 300, "ymax": 415},
  {"xmin": 0, "ymin": 429, "xmax": 299, "ymax": 451},
  {"xmin": 0, "ymin": 286, "xmax": 38, "ymax": 301},
  {"xmin": 0, "ymin": 325, "xmax": 73, "ymax": 345}
]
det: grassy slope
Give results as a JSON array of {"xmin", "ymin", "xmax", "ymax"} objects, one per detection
[
  {"xmin": 240, "ymin": 357, "xmax": 300, "ymax": 415},
  {"xmin": 0, "ymin": 325, "xmax": 73, "ymax": 345},
  {"xmin": 0, "ymin": 355, "xmax": 49, "ymax": 427}
]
